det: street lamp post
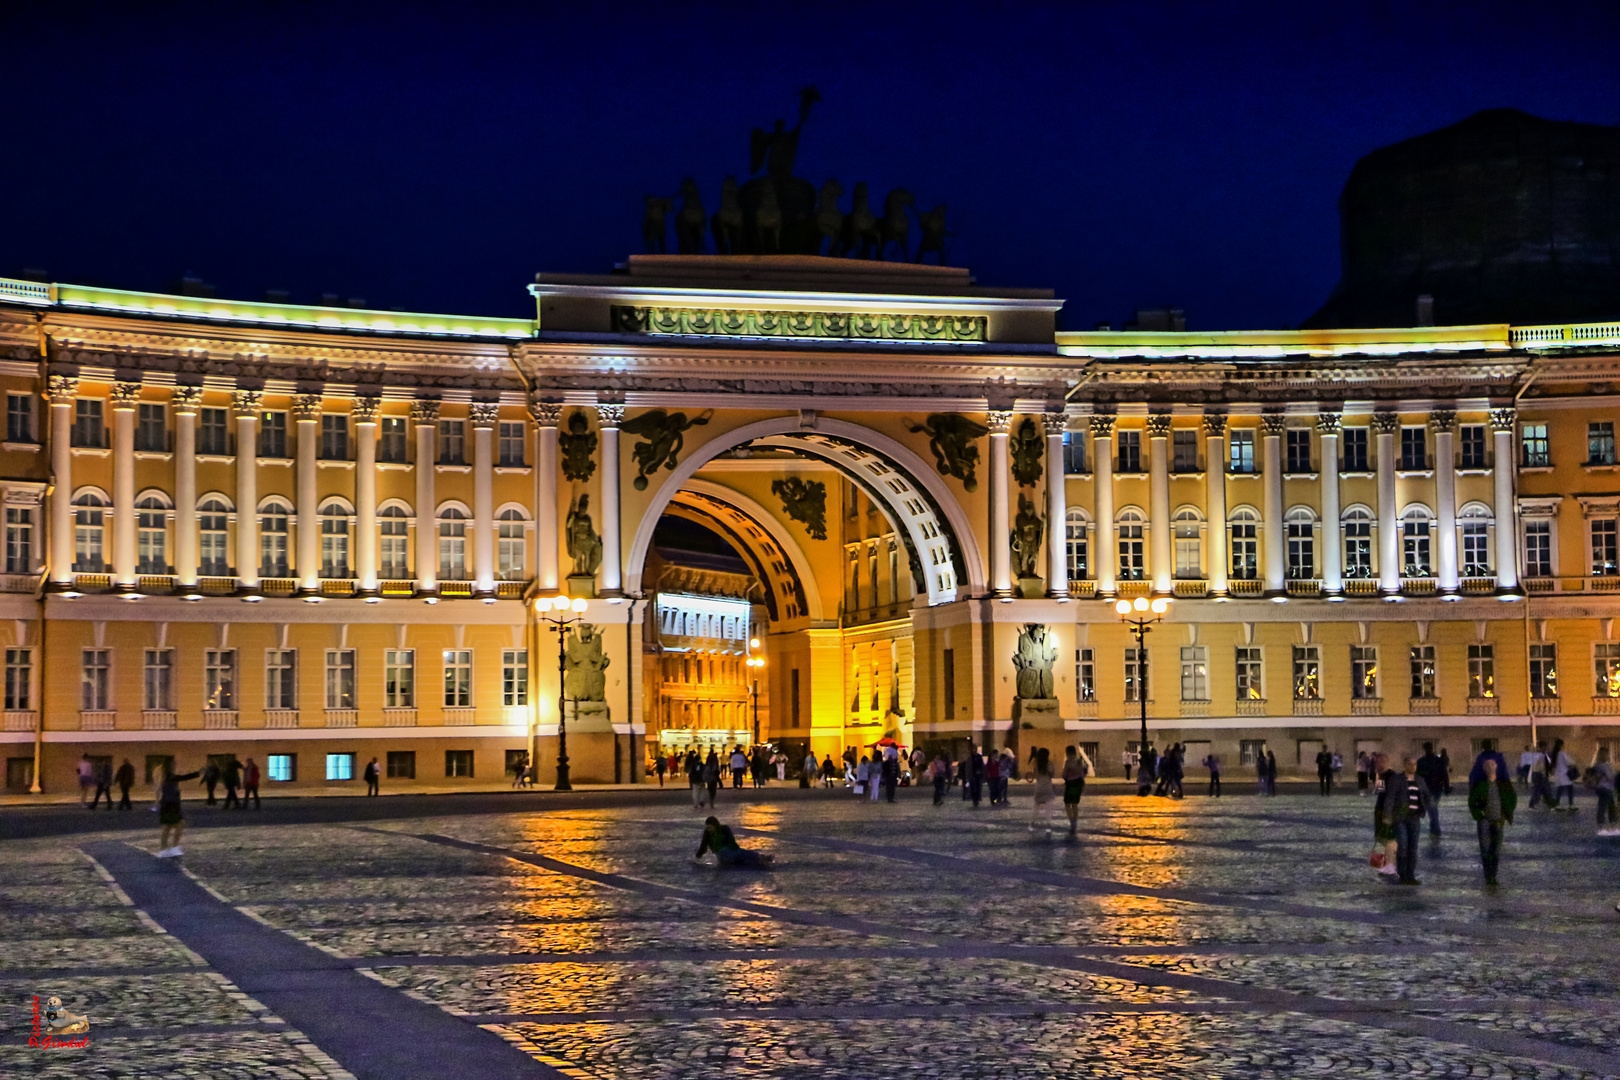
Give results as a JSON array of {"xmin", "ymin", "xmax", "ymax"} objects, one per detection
[
  {"xmin": 536, "ymin": 594, "xmax": 589, "ymax": 792},
  {"xmin": 747, "ymin": 638, "xmax": 765, "ymax": 747},
  {"xmin": 1115, "ymin": 595, "xmax": 1171, "ymax": 781}
]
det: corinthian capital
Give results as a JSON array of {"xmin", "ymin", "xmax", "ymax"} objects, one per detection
[
  {"xmin": 985, "ymin": 410, "xmax": 1013, "ymax": 434},
  {"xmin": 411, "ymin": 399, "xmax": 441, "ymax": 425},
  {"xmin": 1371, "ymin": 411, "xmax": 1401, "ymax": 434},
  {"xmin": 596, "ymin": 403, "xmax": 625, "ymax": 428},
  {"xmin": 232, "ymin": 390, "xmax": 262, "ymax": 417},
  {"xmin": 469, "ymin": 402, "xmax": 500, "ymax": 429},
  {"xmin": 171, "ymin": 386, "xmax": 202, "ymax": 414},
  {"xmin": 292, "ymin": 393, "xmax": 324, "ymax": 420},
  {"xmin": 1428, "ymin": 409, "xmax": 1456, "ymax": 433},
  {"xmin": 1145, "ymin": 412, "xmax": 1173, "ymax": 439},
  {"xmin": 1260, "ymin": 411, "xmax": 1288, "ymax": 436},
  {"xmin": 1202, "ymin": 411, "xmax": 1228, "ymax": 437},
  {"xmin": 352, "ymin": 397, "xmax": 383, "ymax": 424},
  {"xmin": 1315, "ymin": 411, "xmax": 1341, "ymax": 435},
  {"xmin": 45, "ymin": 375, "xmax": 78, "ymax": 404},
  {"xmin": 1088, "ymin": 414, "xmax": 1116, "ymax": 438},
  {"xmin": 1042, "ymin": 412, "xmax": 1068, "ymax": 436},
  {"xmin": 110, "ymin": 380, "xmax": 143, "ymax": 409},
  {"xmin": 1490, "ymin": 407, "xmax": 1516, "ymax": 432},
  {"xmin": 528, "ymin": 399, "xmax": 563, "ymax": 427}
]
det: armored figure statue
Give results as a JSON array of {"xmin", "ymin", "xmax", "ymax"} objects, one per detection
[
  {"xmin": 906, "ymin": 413, "xmax": 989, "ymax": 491},
  {"xmin": 1010, "ymin": 417, "xmax": 1044, "ymax": 487},
  {"xmin": 558, "ymin": 410, "xmax": 596, "ymax": 482},
  {"xmin": 566, "ymin": 494, "xmax": 602, "ymax": 577},
  {"xmin": 1011, "ymin": 492, "xmax": 1045, "ymax": 580},
  {"xmin": 1014, "ymin": 623, "xmax": 1058, "ymax": 700},
  {"xmin": 564, "ymin": 624, "xmax": 610, "ymax": 702}
]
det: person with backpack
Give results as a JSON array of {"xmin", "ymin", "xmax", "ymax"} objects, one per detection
[{"xmin": 1061, "ymin": 745, "xmax": 1090, "ymax": 836}]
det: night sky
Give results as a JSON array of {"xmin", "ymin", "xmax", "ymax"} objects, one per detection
[{"xmin": 4, "ymin": 2, "xmax": 1617, "ymax": 330}]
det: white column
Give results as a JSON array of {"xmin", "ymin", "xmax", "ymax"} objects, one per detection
[
  {"xmin": 1432, "ymin": 409, "xmax": 1458, "ymax": 594},
  {"xmin": 1204, "ymin": 412, "xmax": 1229, "ymax": 596},
  {"xmin": 413, "ymin": 400, "xmax": 439, "ymax": 594},
  {"xmin": 1091, "ymin": 415, "xmax": 1116, "ymax": 596},
  {"xmin": 110, "ymin": 381, "xmax": 140, "ymax": 588},
  {"xmin": 531, "ymin": 401, "xmax": 561, "ymax": 592},
  {"xmin": 1374, "ymin": 412, "xmax": 1401, "ymax": 595},
  {"xmin": 987, "ymin": 410, "xmax": 1012, "ymax": 596},
  {"xmin": 1492, "ymin": 407, "xmax": 1519, "ymax": 591},
  {"xmin": 1261, "ymin": 412, "xmax": 1286, "ymax": 595},
  {"xmin": 233, "ymin": 391, "xmax": 260, "ymax": 590},
  {"xmin": 597, "ymin": 403, "xmax": 624, "ymax": 597},
  {"xmin": 172, "ymin": 388, "xmax": 199, "ymax": 588},
  {"xmin": 1044, "ymin": 412, "xmax": 1067, "ymax": 597},
  {"xmin": 294, "ymin": 393, "xmax": 321, "ymax": 593},
  {"xmin": 471, "ymin": 402, "xmax": 497, "ymax": 594},
  {"xmin": 1147, "ymin": 412, "xmax": 1172, "ymax": 594},
  {"xmin": 46, "ymin": 376, "xmax": 76, "ymax": 586},
  {"xmin": 354, "ymin": 397, "xmax": 380, "ymax": 594},
  {"xmin": 1318, "ymin": 412, "xmax": 1343, "ymax": 595}
]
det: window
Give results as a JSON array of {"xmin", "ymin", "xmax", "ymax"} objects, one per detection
[
  {"xmin": 1117, "ymin": 430, "xmax": 1141, "ymax": 472},
  {"xmin": 4, "ymin": 648, "xmax": 31, "ymax": 710},
  {"xmin": 1399, "ymin": 426, "xmax": 1426, "ymax": 470},
  {"xmin": 1342, "ymin": 427, "xmax": 1369, "ymax": 471},
  {"xmin": 1343, "ymin": 508, "xmax": 1373, "ymax": 578},
  {"xmin": 1590, "ymin": 422, "xmax": 1617, "ymax": 466},
  {"xmin": 1595, "ymin": 518, "xmax": 1620, "ymax": 576},
  {"xmin": 445, "ymin": 750, "xmax": 475, "ymax": 777},
  {"xmin": 319, "ymin": 504, "xmax": 350, "ymax": 578},
  {"xmin": 6, "ymin": 394, "xmax": 33, "ymax": 442},
  {"xmin": 1460, "ymin": 424, "xmax": 1486, "ymax": 468},
  {"xmin": 320, "ymin": 414, "xmax": 348, "ymax": 460},
  {"xmin": 498, "ymin": 421, "xmax": 525, "ymax": 466},
  {"xmin": 387, "ymin": 751, "xmax": 416, "ymax": 779},
  {"xmin": 1291, "ymin": 646, "xmax": 1320, "ymax": 700},
  {"xmin": 1402, "ymin": 512, "xmax": 1432, "ymax": 577},
  {"xmin": 438, "ymin": 419, "xmax": 465, "ymax": 464},
  {"xmin": 1124, "ymin": 648, "xmax": 1147, "ymax": 703},
  {"xmin": 325, "ymin": 649, "xmax": 356, "ymax": 709},
  {"xmin": 1350, "ymin": 646, "xmax": 1378, "ymax": 699},
  {"xmin": 1173, "ymin": 509, "xmax": 1201, "ymax": 578},
  {"xmin": 379, "ymin": 505, "xmax": 410, "ymax": 578},
  {"xmin": 1075, "ymin": 648, "xmax": 1095, "ymax": 702},
  {"xmin": 439, "ymin": 507, "xmax": 468, "ymax": 580},
  {"xmin": 1525, "ymin": 520, "xmax": 1552, "ymax": 577},
  {"xmin": 204, "ymin": 650, "xmax": 235, "ymax": 710},
  {"xmin": 196, "ymin": 407, "xmax": 228, "ymax": 455},
  {"xmin": 1172, "ymin": 429, "xmax": 1198, "ymax": 471},
  {"xmin": 143, "ymin": 649, "xmax": 173, "ymax": 711},
  {"xmin": 325, "ymin": 753, "xmax": 355, "ymax": 781},
  {"xmin": 1522, "ymin": 422, "xmax": 1550, "ymax": 467},
  {"xmin": 5, "ymin": 507, "xmax": 32, "ymax": 573},
  {"xmin": 260, "ymin": 501, "xmax": 291, "ymax": 577},
  {"xmin": 1229, "ymin": 509, "xmax": 1258, "ymax": 580},
  {"xmin": 81, "ymin": 649, "xmax": 110, "ymax": 710},
  {"xmin": 136, "ymin": 496, "xmax": 168, "ymax": 574},
  {"xmin": 1117, "ymin": 510, "xmax": 1145, "ymax": 581},
  {"xmin": 1285, "ymin": 510, "xmax": 1314, "ymax": 580},
  {"xmin": 1239, "ymin": 739, "xmax": 1266, "ymax": 766},
  {"xmin": 1597, "ymin": 643, "xmax": 1620, "ymax": 697},
  {"xmin": 1285, "ymin": 429, "xmax": 1311, "ymax": 472},
  {"xmin": 1529, "ymin": 643, "xmax": 1557, "ymax": 699},
  {"xmin": 379, "ymin": 417, "xmax": 408, "ymax": 463},
  {"xmin": 1410, "ymin": 645, "xmax": 1437, "ymax": 699},
  {"xmin": 187, "ymin": 497, "xmax": 227, "ymax": 576},
  {"xmin": 1460, "ymin": 508, "xmax": 1491, "ymax": 576},
  {"xmin": 1064, "ymin": 509, "xmax": 1089, "ymax": 581},
  {"xmin": 1235, "ymin": 647, "xmax": 1263, "ymax": 700},
  {"xmin": 136, "ymin": 403, "xmax": 166, "ymax": 452},
  {"xmin": 502, "ymin": 649, "xmax": 528, "ymax": 707},
  {"xmin": 265, "ymin": 650, "xmax": 296, "ymax": 710},
  {"xmin": 72, "ymin": 399, "xmax": 105, "ymax": 448},
  {"xmin": 443, "ymin": 649, "xmax": 472, "ymax": 707},
  {"xmin": 1228, "ymin": 429, "xmax": 1255, "ymax": 473},
  {"xmin": 1468, "ymin": 644, "xmax": 1495, "ymax": 698},
  {"xmin": 498, "ymin": 509, "xmax": 526, "ymax": 580},
  {"xmin": 1180, "ymin": 646, "xmax": 1208, "ymax": 701},
  {"xmin": 385, "ymin": 649, "xmax": 414, "ymax": 707},
  {"xmin": 259, "ymin": 411, "xmax": 288, "ymax": 457},
  {"xmin": 267, "ymin": 754, "xmax": 296, "ymax": 782},
  {"xmin": 1062, "ymin": 431, "xmax": 1086, "ymax": 473},
  {"xmin": 72, "ymin": 493, "xmax": 107, "ymax": 572}
]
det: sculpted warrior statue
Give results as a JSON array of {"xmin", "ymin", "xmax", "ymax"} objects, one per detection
[
  {"xmin": 751, "ymin": 85, "xmax": 821, "ymax": 180},
  {"xmin": 564, "ymin": 624, "xmax": 610, "ymax": 702},
  {"xmin": 1011, "ymin": 492, "xmax": 1045, "ymax": 580},
  {"xmin": 1014, "ymin": 623, "xmax": 1057, "ymax": 700},
  {"xmin": 565, "ymin": 494, "xmax": 603, "ymax": 577}
]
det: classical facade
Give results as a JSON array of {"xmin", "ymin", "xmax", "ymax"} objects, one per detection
[{"xmin": 2, "ymin": 258, "xmax": 1618, "ymax": 793}]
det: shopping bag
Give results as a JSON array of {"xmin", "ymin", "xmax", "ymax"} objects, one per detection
[{"xmin": 1368, "ymin": 849, "xmax": 1386, "ymax": 869}]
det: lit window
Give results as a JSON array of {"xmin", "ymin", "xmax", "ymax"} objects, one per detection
[
  {"xmin": 385, "ymin": 649, "xmax": 414, "ymax": 708},
  {"xmin": 1350, "ymin": 646, "xmax": 1378, "ymax": 700},
  {"xmin": 1521, "ymin": 422, "xmax": 1550, "ymax": 467},
  {"xmin": 1468, "ymin": 644, "xmax": 1495, "ymax": 698},
  {"xmin": 1291, "ymin": 646, "xmax": 1320, "ymax": 700},
  {"xmin": 143, "ymin": 649, "xmax": 173, "ymax": 711},
  {"xmin": 1229, "ymin": 509, "xmax": 1258, "ymax": 580},
  {"xmin": 81, "ymin": 649, "xmax": 110, "ymax": 711},
  {"xmin": 266, "ymin": 650, "xmax": 297, "ymax": 710},
  {"xmin": 1117, "ymin": 510, "xmax": 1145, "ymax": 581},
  {"xmin": 443, "ymin": 649, "xmax": 472, "ymax": 708},
  {"xmin": 205, "ymin": 650, "xmax": 236, "ymax": 710},
  {"xmin": 1529, "ymin": 643, "xmax": 1557, "ymax": 699},
  {"xmin": 1590, "ymin": 422, "xmax": 1616, "ymax": 466},
  {"xmin": 1597, "ymin": 644, "xmax": 1620, "ymax": 698},
  {"xmin": 1179, "ymin": 646, "xmax": 1208, "ymax": 702},
  {"xmin": 1074, "ymin": 648, "xmax": 1094, "ymax": 703},
  {"xmin": 326, "ymin": 649, "xmax": 356, "ymax": 709},
  {"xmin": 1124, "ymin": 648, "xmax": 1147, "ymax": 703},
  {"xmin": 325, "ymin": 753, "xmax": 354, "ymax": 781},
  {"xmin": 1228, "ymin": 430, "xmax": 1255, "ymax": 474},
  {"xmin": 267, "ymin": 754, "xmax": 296, "ymax": 782},
  {"xmin": 1235, "ymin": 647, "xmax": 1263, "ymax": 700},
  {"xmin": 1410, "ymin": 645, "xmax": 1437, "ymax": 699},
  {"xmin": 502, "ymin": 649, "xmax": 528, "ymax": 707}
]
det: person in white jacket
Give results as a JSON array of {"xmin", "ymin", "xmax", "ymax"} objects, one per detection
[{"xmin": 1550, "ymin": 738, "xmax": 1580, "ymax": 811}]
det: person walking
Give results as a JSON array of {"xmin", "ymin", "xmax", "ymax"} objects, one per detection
[
  {"xmin": 802, "ymin": 750, "xmax": 818, "ymax": 789},
  {"xmin": 202, "ymin": 760, "xmax": 221, "ymax": 806},
  {"xmin": 1592, "ymin": 747, "xmax": 1617, "ymax": 834},
  {"xmin": 1517, "ymin": 745, "xmax": 1537, "ymax": 790},
  {"xmin": 1370, "ymin": 755, "xmax": 1398, "ymax": 877},
  {"xmin": 114, "ymin": 758, "xmax": 136, "ymax": 811},
  {"xmin": 242, "ymin": 757, "xmax": 261, "ymax": 810},
  {"xmin": 513, "ymin": 750, "xmax": 531, "ymax": 788},
  {"xmin": 364, "ymin": 756, "xmax": 380, "ymax": 797},
  {"xmin": 881, "ymin": 751, "xmax": 899, "ymax": 803},
  {"xmin": 1265, "ymin": 750, "xmax": 1278, "ymax": 796},
  {"xmin": 1061, "ymin": 745, "xmax": 1089, "ymax": 836},
  {"xmin": 1528, "ymin": 747, "xmax": 1552, "ymax": 808},
  {"xmin": 222, "ymin": 755, "xmax": 242, "ymax": 810},
  {"xmin": 1467, "ymin": 757, "xmax": 1517, "ymax": 886},
  {"xmin": 1028, "ymin": 747, "xmax": 1056, "ymax": 834},
  {"xmin": 854, "ymin": 754, "xmax": 870, "ymax": 797},
  {"xmin": 1416, "ymin": 742, "xmax": 1445, "ymax": 836},
  {"xmin": 704, "ymin": 749, "xmax": 722, "ymax": 806},
  {"xmin": 1316, "ymin": 748, "xmax": 1334, "ymax": 796},
  {"xmin": 931, "ymin": 753, "xmax": 950, "ymax": 806},
  {"xmin": 1202, "ymin": 751, "xmax": 1221, "ymax": 797},
  {"xmin": 687, "ymin": 750, "xmax": 706, "ymax": 808},
  {"xmin": 1550, "ymin": 739, "xmax": 1579, "ymax": 812},
  {"xmin": 869, "ymin": 753, "xmax": 884, "ymax": 802},
  {"xmin": 76, "ymin": 754, "xmax": 95, "ymax": 806},
  {"xmin": 730, "ymin": 747, "xmax": 748, "ymax": 789},
  {"xmin": 985, "ymin": 751, "xmax": 1003, "ymax": 806},
  {"xmin": 1138, "ymin": 745, "xmax": 1156, "ymax": 797},
  {"xmin": 966, "ymin": 749, "xmax": 985, "ymax": 808},
  {"xmin": 653, "ymin": 753, "xmax": 666, "ymax": 787},
  {"xmin": 1122, "ymin": 747, "xmax": 1136, "ymax": 782},
  {"xmin": 155, "ymin": 763, "xmax": 202, "ymax": 857},
  {"xmin": 1356, "ymin": 751, "xmax": 1371, "ymax": 796},
  {"xmin": 820, "ymin": 754, "xmax": 836, "ymax": 789},
  {"xmin": 89, "ymin": 758, "xmax": 114, "ymax": 811},
  {"xmin": 1381, "ymin": 757, "xmax": 1430, "ymax": 885}
]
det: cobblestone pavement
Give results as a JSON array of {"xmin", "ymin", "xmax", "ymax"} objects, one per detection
[{"xmin": 0, "ymin": 789, "xmax": 1616, "ymax": 1078}]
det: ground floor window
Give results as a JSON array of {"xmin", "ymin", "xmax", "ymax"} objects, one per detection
[
  {"xmin": 445, "ymin": 749, "xmax": 474, "ymax": 777},
  {"xmin": 387, "ymin": 751, "xmax": 416, "ymax": 779},
  {"xmin": 267, "ymin": 754, "xmax": 296, "ymax": 782},
  {"xmin": 325, "ymin": 753, "xmax": 355, "ymax": 781}
]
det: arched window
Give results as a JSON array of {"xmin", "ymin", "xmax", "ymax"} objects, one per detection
[
  {"xmin": 260, "ymin": 500, "xmax": 291, "ymax": 578},
  {"xmin": 1065, "ymin": 508, "xmax": 1089, "ymax": 581},
  {"xmin": 438, "ymin": 506, "xmax": 468, "ymax": 581},
  {"xmin": 136, "ymin": 495, "xmax": 171, "ymax": 575},
  {"xmin": 379, "ymin": 504, "xmax": 411, "ymax": 578},
  {"xmin": 1285, "ymin": 507, "xmax": 1316, "ymax": 580},
  {"xmin": 1459, "ymin": 502, "xmax": 1494, "ymax": 577},
  {"xmin": 199, "ymin": 498, "xmax": 231, "ymax": 577},
  {"xmin": 1401, "ymin": 505, "xmax": 1434, "ymax": 578},
  {"xmin": 319, "ymin": 502, "xmax": 351, "ymax": 578},
  {"xmin": 1228, "ymin": 507, "xmax": 1259, "ymax": 581},
  {"xmin": 1341, "ymin": 506, "xmax": 1374, "ymax": 579},
  {"xmin": 1117, "ymin": 508, "xmax": 1146, "ymax": 581},
  {"xmin": 497, "ymin": 508, "xmax": 527, "ymax": 580},
  {"xmin": 72, "ymin": 491, "xmax": 108, "ymax": 572},
  {"xmin": 1173, "ymin": 507, "xmax": 1203, "ymax": 579}
]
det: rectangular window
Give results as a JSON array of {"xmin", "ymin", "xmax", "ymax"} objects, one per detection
[
  {"xmin": 1172, "ymin": 429, "xmax": 1198, "ymax": 472},
  {"xmin": 1525, "ymin": 520, "xmax": 1552, "ymax": 577},
  {"xmin": 498, "ymin": 515, "xmax": 525, "ymax": 580},
  {"xmin": 73, "ymin": 399, "xmax": 104, "ymax": 448},
  {"xmin": 1066, "ymin": 516, "xmax": 1088, "ymax": 581},
  {"xmin": 325, "ymin": 649, "xmax": 356, "ymax": 709},
  {"xmin": 320, "ymin": 414, "xmax": 348, "ymax": 460},
  {"xmin": 1235, "ymin": 647, "xmax": 1263, "ymax": 700},
  {"xmin": 1341, "ymin": 427, "xmax": 1369, "ymax": 471},
  {"xmin": 1229, "ymin": 519, "xmax": 1258, "ymax": 580},
  {"xmin": 1291, "ymin": 645, "xmax": 1320, "ymax": 700},
  {"xmin": 1402, "ymin": 519, "xmax": 1431, "ymax": 577},
  {"xmin": 1461, "ymin": 522, "xmax": 1490, "ymax": 576},
  {"xmin": 1173, "ymin": 518, "xmax": 1201, "ymax": 578},
  {"xmin": 438, "ymin": 419, "xmax": 465, "ymax": 464},
  {"xmin": 1399, "ymin": 426, "xmax": 1426, "ymax": 470},
  {"xmin": 1597, "ymin": 643, "xmax": 1620, "ymax": 697},
  {"xmin": 1118, "ymin": 520, "xmax": 1144, "ymax": 580},
  {"xmin": 1595, "ymin": 519, "xmax": 1620, "ymax": 576},
  {"xmin": 1344, "ymin": 517, "xmax": 1373, "ymax": 578},
  {"xmin": 1117, "ymin": 430, "xmax": 1141, "ymax": 472},
  {"xmin": 1459, "ymin": 424, "xmax": 1487, "ymax": 468},
  {"xmin": 1285, "ymin": 428, "xmax": 1311, "ymax": 472},
  {"xmin": 379, "ymin": 416, "xmax": 408, "ymax": 463},
  {"xmin": 259, "ymin": 411, "xmax": 288, "ymax": 457},
  {"xmin": 136, "ymin": 403, "xmax": 166, "ymax": 452},
  {"xmin": 265, "ymin": 649, "xmax": 297, "ymax": 710},
  {"xmin": 1410, "ymin": 645, "xmax": 1437, "ymax": 699},
  {"xmin": 197, "ymin": 407, "xmax": 229, "ymax": 455},
  {"xmin": 1062, "ymin": 431, "xmax": 1086, "ymax": 474},
  {"xmin": 385, "ymin": 649, "xmax": 414, "ymax": 708},
  {"xmin": 143, "ymin": 648, "xmax": 173, "ymax": 711},
  {"xmin": 443, "ymin": 649, "xmax": 472, "ymax": 708},
  {"xmin": 942, "ymin": 648, "xmax": 955, "ymax": 719},
  {"xmin": 1124, "ymin": 648, "xmax": 1148, "ymax": 703},
  {"xmin": 1529, "ymin": 643, "xmax": 1557, "ymax": 699},
  {"xmin": 137, "ymin": 501, "xmax": 166, "ymax": 574},
  {"xmin": 502, "ymin": 649, "xmax": 528, "ymax": 707},
  {"xmin": 1350, "ymin": 645, "xmax": 1378, "ymax": 700},
  {"xmin": 81, "ymin": 648, "xmax": 110, "ymax": 711},
  {"xmin": 267, "ymin": 754, "xmax": 296, "ymax": 782},
  {"xmin": 198, "ymin": 501, "xmax": 228, "ymax": 576},
  {"xmin": 5, "ymin": 507, "xmax": 32, "ymax": 574},
  {"xmin": 260, "ymin": 504, "xmax": 290, "ymax": 577},
  {"xmin": 1239, "ymin": 739, "xmax": 1266, "ymax": 766},
  {"xmin": 204, "ymin": 650, "xmax": 236, "ymax": 710},
  {"xmin": 320, "ymin": 510, "xmax": 350, "ymax": 578},
  {"xmin": 1286, "ymin": 520, "xmax": 1314, "ymax": 579},
  {"xmin": 1590, "ymin": 421, "xmax": 1617, "ymax": 466},
  {"xmin": 1468, "ymin": 644, "xmax": 1495, "ymax": 698},
  {"xmin": 445, "ymin": 749, "xmax": 474, "ymax": 778},
  {"xmin": 498, "ymin": 421, "xmax": 525, "ymax": 466},
  {"xmin": 325, "ymin": 753, "xmax": 354, "ymax": 781},
  {"xmin": 1179, "ymin": 646, "xmax": 1208, "ymax": 701},
  {"xmin": 439, "ymin": 513, "xmax": 467, "ymax": 580},
  {"xmin": 1228, "ymin": 430, "xmax": 1255, "ymax": 474},
  {"xmin": 4, "ymin": 648, "xmax": 30, "ymax": 710},
  {"xmin": 1075, "ymin": 648, "xmax": 1096, "ymax": 702},
  {"xmin": 1522, "ymin": 422, "xmax": 1550, "ymax": 467},
  {"xmin": 387, "ymin": 750, "xmax": 416, "ymax": 779},
  {"xmin": 380, "ymin": 511, "xmax": 410, "ymax": 578},
  {"xmin": 5, "ymin": 394, "xmax": 33, "ymax": 442}
]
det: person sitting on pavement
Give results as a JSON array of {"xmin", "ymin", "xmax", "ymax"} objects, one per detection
[{"xmin": 694, "ymin": 816, "xmax": 773, "ymax": 869}]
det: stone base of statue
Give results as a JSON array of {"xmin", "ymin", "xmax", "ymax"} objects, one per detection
[
  {"xmin": 1013, "ymin": 698, "xmax": 1061, "ymax": 728},
  {"xmin": 567, "ymin": 575, "xmax": 597, "ymax": 600},
  {"xmin": 1017, "ymin": 576, "xmax": 1045, "ymax": 599},
  {"xmin": 568, "ymin": 699, "xmax": 610, "ymax": 724}
]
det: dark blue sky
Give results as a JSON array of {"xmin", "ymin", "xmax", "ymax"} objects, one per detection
[{"xmin": 3, "ymin": 1, "xmax": 1617, "ymax": 329}]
